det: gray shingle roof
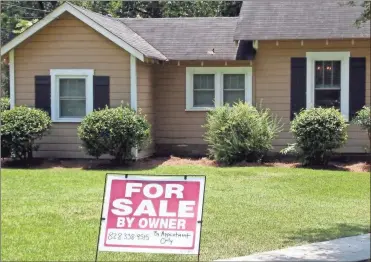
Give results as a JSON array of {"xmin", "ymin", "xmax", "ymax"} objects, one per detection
[
  {"xmin": 234, "ymin": 0, "xmax": 370, "ymax": 40},
  {"xmin": 69, "ymin": 3, "xmax": 167, "ymax": 60},
  {"xmin": 120, "ymin": 17, "xmax": 239, "ymax": 60}
]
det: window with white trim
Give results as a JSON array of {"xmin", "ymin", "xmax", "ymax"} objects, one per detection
[
  {"xmin": 186, "ymin": 67, "xmax": 252, "ymax": 111},
  {"xmin": 306, "ymin": 52, "xmax": 350, "ymax": 121},
  {"xmin": 50, "ymin": 69, "xmax": 94, "ymax": 122}
]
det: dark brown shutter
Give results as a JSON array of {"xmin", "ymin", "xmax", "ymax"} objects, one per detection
[
  {"xmin": 290, "ymin": 58, "xmax": 307, "ymax": 120},
  {"xmin": 349, "ymin": 57, "xmax": 366, "ymax": 120},
  {"xmin": 93, "ymin": 76, "xmax": 110, "ymax": 110},
  {"xmin": 35, "ymin": 76, "xmax": 51, "ymax": 116}
]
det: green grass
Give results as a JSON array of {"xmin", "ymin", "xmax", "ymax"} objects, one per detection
[{"xmin": 1, "ymin": 165, "xmax": 370, "ymax": 261}]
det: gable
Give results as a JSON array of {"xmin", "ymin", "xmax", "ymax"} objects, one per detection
[
  {"xmin": 16, "ymin": 12, "xmax": 132, "ymax": 61},
  {"xmin": 18, "ymin": 13, "xmax": 126, "ymax": 51},
  {"xmin": 0, "ymin": 3, "xmax": 164, "ymax": 61}
]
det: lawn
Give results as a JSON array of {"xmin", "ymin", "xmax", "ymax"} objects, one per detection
[{"xmin": 1, "ymin": 165, "xmax": 370, "ymax": 261}]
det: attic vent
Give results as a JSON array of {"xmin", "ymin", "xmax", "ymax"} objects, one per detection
[{"xmin": 207, "ymin": 48, "xmax": 215, "ymax": 55}]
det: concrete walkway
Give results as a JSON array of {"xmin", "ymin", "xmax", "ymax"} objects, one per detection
[{"xmin": 216, "ymin": 234, "xmax": 370, "ymax": 261}]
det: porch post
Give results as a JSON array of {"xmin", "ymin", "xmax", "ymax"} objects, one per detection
[
  {"xmin": 130, "ymin": 54, "xmax": 137, "ymax": 111},
  {"xmin": 130, "ymin": 54, "xmax": 138, "ymax": 158},
  {"xmin": 9, "ymin": 49, "xmax": 15, "ymax": 108}
]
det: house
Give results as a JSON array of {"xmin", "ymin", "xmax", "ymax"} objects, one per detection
[{"xmin": 1, "ymin": 1, "xmax": 369, "ymax": 159}]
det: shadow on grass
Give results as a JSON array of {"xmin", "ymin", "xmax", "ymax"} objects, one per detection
[{"xmin": 284, "ymin": 223, "xmax": 371, "ymax": 245}]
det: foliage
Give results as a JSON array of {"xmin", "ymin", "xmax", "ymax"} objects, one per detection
[
  {"xmin": 71, "ymin": 1, "xmax": 241, "ymax": 18},
  {"xmin": 13, "ymin": 18, "xmax": 39, "ymax": 34},
  {"xmin": 0, "ymin": 97, "xmax": 11, "ymax": 157},
  {"xmin": 1, "ymin": 106, "xmax": 52, "ymax": 160},
  {"xmin": 0, "ymin": 97, "xmax": 10, "ymax": 112},
  {"xmin": 352, "ymin": 106, "xmax": 371, "ymax": 136},
  {"xmin": 77, "ymin": 106, "xmax": 151, "ymax": 163},
  {"xmin": 282, "ymin": 107, "xmax": 348, "ymax": 166},
  {"xmin": 352, "ymin": 106, "xmax": 371, "ymax": 151},
  {"xmin": 204, "ymin": 101, "xmax": 282, "ymax": 165},
  {"xmin": 1, "ymin": 62, "xmax": 9, "ymax": 97},
  {"xmin": 348, "ymin": 1, "xmax": 370, "ymax": 25}
]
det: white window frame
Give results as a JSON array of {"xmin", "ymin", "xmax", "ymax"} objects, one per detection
[
  {"xmin": 50, "ymin": 69, "xmax": 94, "ymax": 122},
  {"xmin": 306, "ymin": 52, "xmax": 350, "ymax": 121},
  {"xmin": 185, "ymin": 67, "xmax": 252, "ymax": 111}
]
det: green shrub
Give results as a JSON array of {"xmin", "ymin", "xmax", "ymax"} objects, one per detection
[
  {"xmin": 352, "ymin": 106, "xmax": 371, "ymax": 144},
  {"xmin": 204, "ymin": 101, "xmax": 282, "ymax": 165},
  {"xmin": 78, "ymin": 106, "xmax": 151, "ymax": 163},
  {"xmin": 1, "ymin": 97, "xmax": 11, "ymax": 157},
  {"xmin": 282, "ymin": 107, "xmax": 348, "ymax": 166},
  {"xmin": 1, "ymin": 106, "xmax": 52, "ymax": 160},
  {"xmin": 0, "ymin": 97, "xmax": 10, "ymax": 112}
]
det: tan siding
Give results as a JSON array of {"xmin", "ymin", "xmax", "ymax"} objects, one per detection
[
  {"xmin": 137, "ymin": 61, "xmax": 155, "ymax": 158},
  {"xmin": 255, "ymin": 40, "xmax": 371, "ymax": 153},
  {"xmin": 155, "ymin": 40, "xmax": 370, "ymax": 154},
  {"xmin": 154, "ymin": 61, "xmax": 250, "ymax": 147},
  {"xmin": 14, "ymin": 13, "xmax": 130, "ymax": 158}
]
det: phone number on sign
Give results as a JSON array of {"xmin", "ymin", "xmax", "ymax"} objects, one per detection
[
  {"xmin": 105, "ymin": 229, "xmax": 194, "ymax": 247},
  {"xmin": 108, "ymin": 232, "xmax": 149, "ymax": 241}
]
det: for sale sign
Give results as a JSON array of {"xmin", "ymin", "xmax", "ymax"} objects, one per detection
[{"xmin": 98, "ymin": 175, "xmax": 206, "ymax": 254}]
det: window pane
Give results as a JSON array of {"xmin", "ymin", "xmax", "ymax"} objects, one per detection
[
  {"xmin": 315, "ymin": 60, "xmax": 341, "ymax": 89},
  {"xmin": 194, "ymin": 90, "xmax": 214, "ymax": 107},
  {"xmin": 315, "ymin": 61, "xmax": 324, "ymax": 88},
  {"xmin": 59, "ymin": 78, "xmax": 86, "ymax": 118},
  {"xmin": 224, "ymin": 90, "xmax": 245, "ymax": 105},
  {"xmin": 224, "ymin": 74, "xmax": 244, "ymax": 90},
  {"xmin": 60, "ymin": 100, "xmax": 86, "ymax": 117},
  {"xmin": 194, "ymin": 74, "xmax": 214, "ymax": 90},
  {"xmin": 332, "ymin": 61, "xmax": 341, "ymax": 87},
  {"xmin": 323, "ymin": 61, "xmax": 333, "ymax": 87},
  {"xmin": 315, "ymin": 89, "xmax": 340, "ymax": 109},
  {"xmin": 60, "ymin": 79, "xmax": 85, "ymax": 97}
]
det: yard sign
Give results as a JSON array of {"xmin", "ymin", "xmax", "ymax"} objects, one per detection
[{"xmin": 97, "ymin": 174, "xmax": 206, "ymax": 255}]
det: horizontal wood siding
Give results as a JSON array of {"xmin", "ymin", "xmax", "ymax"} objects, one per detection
[
  {"xmin": 155, "ymin": 41, "xmax": 370, "ymax": 155},
  {"xmin": 255, "ymin": 40, "xmax": 371, "ymax": 152},
  {"xmin": 154, "ymin": 61, "xmax": 250, "ymax": 148},
  {"xmin": 137, "ymin": 61, "xmax": 155, "ymax": 158},
  {"xmin": 14, "ymin": 13, "xmax": 130, "ymax": 158}
]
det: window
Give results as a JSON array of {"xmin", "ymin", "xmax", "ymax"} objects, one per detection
[
  {"xmin": 306, "ymin": 52, "xmax": 350, "ymax": 121},
  {"xmin": 59, "ymin": 78, "xmax": 86, "ymax": 117},
  {"xmin": 50, "ymin": 69, "xmax": 94, "ymax": 122},
  {"xmin": 186, "ymin": 67, "xmax": 252, "ymax": 111},
  {"xmin": 223, "ymin": 74, "xmax": 245, "ymax": 105},
  {"xmin": 193, "ymin": 74, "xmax": 215, "ymax": 107},
  {"xmin": 314, "ymin": 61, "xmax": 341, "ymax": 109}
]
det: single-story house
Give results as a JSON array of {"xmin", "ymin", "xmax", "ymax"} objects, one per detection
[{"xmin": 1, "ymin": 1, "xmax": 370, "ymax": 159}]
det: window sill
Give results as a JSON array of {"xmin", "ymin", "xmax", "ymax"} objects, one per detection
[
  {"xmin": 52, "ymin": 118, "xmax": 83, "ymax": 123},
  {"xmin": 185, "ymin": 107, "xmax": 214, "ymax": 112}
]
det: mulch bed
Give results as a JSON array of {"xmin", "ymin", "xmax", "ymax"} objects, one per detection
[{"xmin": 1, "ymin": 156, "xmax": 370, "ymax": 173}]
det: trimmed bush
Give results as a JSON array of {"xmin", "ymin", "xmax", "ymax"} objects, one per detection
[
  {"xmin": 1, "ymin": 106, "xmax": 52, "ymax": 160},
  {"xmin": 282, "ymin": 107, "xmax": 348, "ymax": 166},
  {"xmin": 0, "ymin": 97, "xmax": 10, "ymax": 112},
  {"xmin": 352, "ymin": 106, "xmax": 371, "ymax": 142},
  {"xmin": 78, "ymin": 106, "xmax": 151, "ymax": 163},
  {"xmin": 1, "ymin": 97, "xmax": 11, "ymax": 157},
  {"xmin": 204, "ymin": 101, "xmax": 282, "ymax": 165}
]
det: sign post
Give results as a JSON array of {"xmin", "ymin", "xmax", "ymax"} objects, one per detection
[{"xmin": 95, "ymin": 174, "xmax": 206, "ymax": 261}]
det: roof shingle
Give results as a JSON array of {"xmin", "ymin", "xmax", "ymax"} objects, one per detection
[
  {"xmin": 234, "ymin": 0, "xmax": 370, "ymax": 40},
  {"xmin": 120, "ymin": 17, "xmax": 240, "ymax": 60}
]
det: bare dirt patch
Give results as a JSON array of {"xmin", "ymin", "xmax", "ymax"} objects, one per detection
[{"xmin": 1, "ymin": 155, "xmax": 370, "ymax": 172}]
